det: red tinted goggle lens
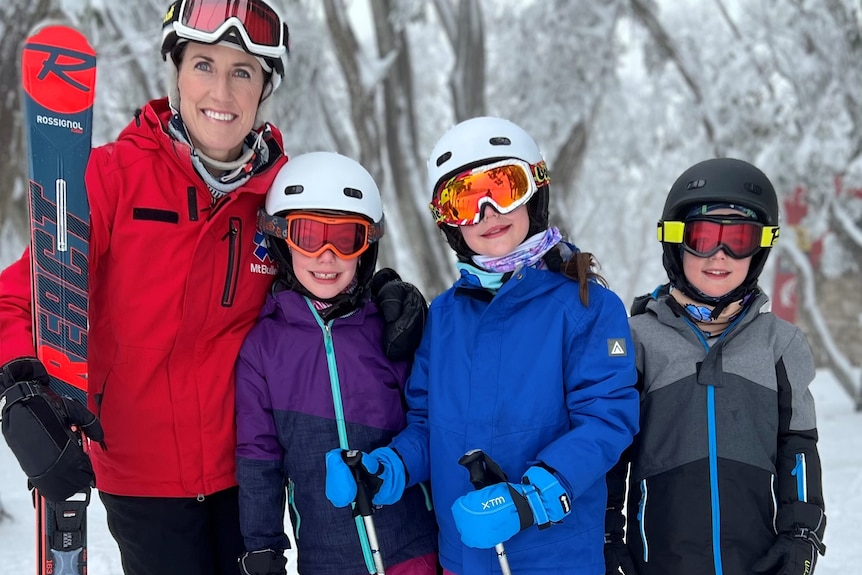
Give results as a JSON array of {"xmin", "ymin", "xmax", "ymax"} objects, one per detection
[
  {"xmin": 683, "ymin": 218, "xmax": 762, "ymax": 259},
  {"xmin": 181, "ymin": 0, "xmax": 281, "ymax": 47},
  {"xmin": 287, "ymin": 215, "xmax": 372, "ymax": 259}
]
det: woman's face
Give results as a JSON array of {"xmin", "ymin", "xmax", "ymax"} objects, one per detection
[
  {"xmin": 177, "ymin": 42, "xmax": 265, "ymax": 162},
  {"xmin": 460, "ymin": 204, "xmax": 530, "ymax": 257}
]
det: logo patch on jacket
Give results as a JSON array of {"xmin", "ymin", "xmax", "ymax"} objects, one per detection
[
  {"xmin": 607, "ymin": 338, "xmax": 628, "ymax": 357},
  {"xmin": 250, "ymin": 230, "xmax": 277, "ymax": 276}
]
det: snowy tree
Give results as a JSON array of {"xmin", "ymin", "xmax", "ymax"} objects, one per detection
[{"xmin": 0, "ymin": 0, "xmax": 859, "ymax": 407}]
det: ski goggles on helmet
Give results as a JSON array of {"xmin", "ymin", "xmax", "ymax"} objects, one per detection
[
  {"xmin": 658, "ymin": 216, "xmax": 779, "ymax": 259},
  {"xmin": 258, "ymin": 209, "xmax": 384, "ymax": 259},
  {"xmin": 167, "ymin": 0, "xmax": 288, "ymax": 59},
  {"xmin": 429, "ymin": 159, "xmax": 550, "ymax": 227}
]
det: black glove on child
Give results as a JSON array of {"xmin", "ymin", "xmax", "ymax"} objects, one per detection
[
  {"xmin": 0, "ymin": 357, "xmax": 104, "ymax": 503},
  {"xmin": 604, "ymin": 534, "xmax": 637, "ymax": 575},
  {"xmin": 753, "ymin": 501, "xmax": 826, "ymax": 575},
  {"xmin": 752, "ymin": 528, "xmax": 826, "ymax": 575},
  {"xmin": 370, "ymin": 268, "xmax": 428, "ymax": 361},
  {"xmin": 239, "ymin": 549, "xmax": 287, "ymax": 575}
]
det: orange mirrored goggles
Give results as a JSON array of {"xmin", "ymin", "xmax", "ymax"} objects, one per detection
[
  {"xmin": 429, "ymin": 159, "xmax": 550, "ymax": 227},
  {"xmin": 258, "ymin": 209, "xmax": 384, "ymax": 259}
]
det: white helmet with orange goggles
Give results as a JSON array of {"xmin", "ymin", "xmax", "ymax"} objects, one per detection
[
  {"xmin": 258, "ymin": 151, "xmax": 385, "ymax": 261},
  {"xmin": 160, "ymin": 0, "xmax": 289, "ymax": 127},
  {"xmin": 428, "ymin": 117, "xmax": 548, "ymax": 228}
]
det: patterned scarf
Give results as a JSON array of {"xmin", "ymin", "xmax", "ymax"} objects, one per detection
[
  {"xmin": 471, "ymin": 227, "xmax": 563, "ymax": 272},
  {"xmin": 456, "ymin": 227, "xmax": 562, "ymax": 291}
]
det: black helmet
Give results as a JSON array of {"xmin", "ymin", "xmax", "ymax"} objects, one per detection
[{"xmin": 659, "ymin": 157, "xmax": 780, "ymax": 308}]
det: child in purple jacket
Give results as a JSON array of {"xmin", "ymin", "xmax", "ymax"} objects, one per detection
[{"xmin": 234, "ymin": 152, "xmax": 437, "ymax": 575}]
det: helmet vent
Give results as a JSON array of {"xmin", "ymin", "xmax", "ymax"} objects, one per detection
[
  {"xmin": 283, "ymin": 185, "xmax": 304, "ymax": 196},
  {"xmin": 489, "ymin": 137, "xmax": 511, "ymax": 146},
  {"xmin": 686, "ymin": 179, "xmax": 706, "ymax": 190},
  {"xmin": 435, "ymin": 152, "xmax": 452, "ymax": 167},
  {"xmin": 744, "ymin": 182, "xmax": 763, "ymax": 195},
  {"xmin": 343, "ymin": 187, "xmax": 363, "ymax": 199}
]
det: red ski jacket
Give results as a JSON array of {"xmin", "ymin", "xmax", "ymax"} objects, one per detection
[{"xmin": 0, "ymin": 98, "xmax": 287, "ymax": 497}]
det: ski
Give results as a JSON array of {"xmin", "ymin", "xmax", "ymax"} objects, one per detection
[{"xmin": 21, "ymin": 23, "xmax": 96, "ymax": 575}]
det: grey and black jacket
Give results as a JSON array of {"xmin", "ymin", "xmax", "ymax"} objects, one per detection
[{"xmin": 606, "ymin": 286, "xmax": 825, "ymax": 575}]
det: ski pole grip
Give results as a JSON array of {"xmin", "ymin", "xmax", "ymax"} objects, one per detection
[
  {"xmin": 342, "ymin": 449, "xmax": 375, "ymax": 517},
  {"xmin": 458, "ymin": 449, "xmax": 490, "ymax": 490}
]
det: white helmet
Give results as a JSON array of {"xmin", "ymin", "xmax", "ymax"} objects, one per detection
[
  {"xmin": 426, "ymin": 116, "xmax": 550, "ymax": 258},
  {"xmin": 260, "ymin": 152, "xmax": 385, "ymax": 304},
  {"xmin": 427, "ymin": 116, "xmax": 545, "ymax": 197},
  {"xmin": 265, "ymin": 152, "xmax": 383, "ymax": 223}
]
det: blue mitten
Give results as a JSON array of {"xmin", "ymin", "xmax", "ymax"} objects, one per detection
[
  {"xmin": 324, "ymin": 447, "xmax": 408, "ymax": 508},
  {"xmin": 325, "ymin": 449, "xmax": 357, "ymax": 508},
  {"xmin": 451, "ymin": 465, "xmax": 571, "ymax": 549},
  {"xmin": 362, "ymin": 447, "xmax": 408, "ymax": 505}
]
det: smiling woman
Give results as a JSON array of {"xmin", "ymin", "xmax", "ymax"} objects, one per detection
[
  {"xmin": 176, "ymin": 42, "xmax": 267, "ymax": 162},
  {"xmin": 0, "ymin": 1, "xmax": 292, "ymax": 575}
]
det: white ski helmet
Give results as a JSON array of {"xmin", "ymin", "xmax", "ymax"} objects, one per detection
[
  {"xmin": 265, "ymin": 152, "xmax": 383, "ymax": 224},
  {"xmin": 160, "ymin": 0, "xmax": 290, "ymax": 128},
  {"xmin": 261, "ymin": 152, "xmax": 384, "ymax": 304},
  {"xmin": 427, "ymin": 116, "xmax": 550, "ymax": 258}
]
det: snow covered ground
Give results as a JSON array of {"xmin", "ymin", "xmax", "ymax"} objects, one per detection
[{"xmin": 1, "ymin": 369, "xmax": 859, "ymax": 574}]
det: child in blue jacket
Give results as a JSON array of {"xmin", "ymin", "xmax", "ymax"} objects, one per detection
[
  {"xmin": 235, "ymin": 152, "xmax": 437, "ymax": 575},
  {"xmin": 326, "ymin": 117, "xmax": 640, "ymax": 575}
]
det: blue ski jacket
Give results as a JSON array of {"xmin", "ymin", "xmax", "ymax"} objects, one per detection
[
  {"xmin": 389, "ymin": 266, "xmax": 640, "ymax": 575},
  {"xmin": 235, "ymin": 288, "xmax": 437, "ymax": 575}
]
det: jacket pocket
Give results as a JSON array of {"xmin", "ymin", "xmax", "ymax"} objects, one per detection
[
  {"xmin": 221, "ymin": 217, "xmax": 241, "ymax": 307},
  {"xmin": 288, "ymin": 477, "xmax": 301, "ymax": 541}
]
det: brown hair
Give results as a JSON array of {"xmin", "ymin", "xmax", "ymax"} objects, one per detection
[{"xmin": 555, "ymin": 250, "xmax": 607, "ymax": 306}]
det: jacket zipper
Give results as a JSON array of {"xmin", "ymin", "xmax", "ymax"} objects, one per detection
[
  {"xmin": 221, "ymin": 217, "xmax": 241, "ymax": 307},
  {"xmin": 792, "ymin": 453, "xmax": 808, "ymax": 502},
  {"xmin": 637, "ymin": 479, "xmax": 649, "ymax": 561}
]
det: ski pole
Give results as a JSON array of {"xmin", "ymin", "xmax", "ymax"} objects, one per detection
[
  {"xmin": 343, "ymin": 450, "xmax": 386, "ymax": 574},
  {"xmin": 458, "ymin": 449, "xmax": 513, "ymax": 575}
]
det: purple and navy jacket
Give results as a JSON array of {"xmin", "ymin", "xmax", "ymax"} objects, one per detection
[{"xmin": 235, "ymin": 288, "xmax": 437, "ymax": 575}]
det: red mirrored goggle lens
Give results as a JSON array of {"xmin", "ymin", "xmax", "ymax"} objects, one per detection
[
  {"xmin": 181, "ymin": 0, "xmax": 281, "ymax": 47},
  {"xmin": 286, "ymin": 215, "xmax": 372, "ymax": 259},
  {"xmin": 683, "ymin": 218, "xmax": 763, "ymax": 259},
  {"xmin": 430, "ymin": 160, "xmax": 549, "ymax": 226}
]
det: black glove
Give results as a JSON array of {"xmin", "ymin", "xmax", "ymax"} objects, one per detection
[
  {"xmin": 1, "ymin": 357, "xmax": 104, "ymax": 503},
  {"xmin": 370, "ymin": 268, "xmax": 427, "ymax": 361},
  {"xmin": 752, "ymin": 528, "xmax": 826, "ymax": 575},
  {"xmin": 604, "ymin": 534, "xmax": 637, "ymax": 575},
  {"xmin": 239, "ymin": 549, "xmax": 287, "ymax": 575}
]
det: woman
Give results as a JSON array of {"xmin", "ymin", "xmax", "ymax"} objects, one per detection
[{"xmin": 2, "ymin": 2, "xmax": 286, "ymax": 574}]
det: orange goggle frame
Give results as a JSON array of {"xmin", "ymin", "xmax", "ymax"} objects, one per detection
[
  {"xmin": 258, "ymin": 209, "xmax": 383, "ymax": 259},
  {"xmin": 658, "ymin": 216, "xmax": 779, "ymax": 259},
  {"xmin": 429, "ymin": 159, "xmax": 550, "ymax": 227}
]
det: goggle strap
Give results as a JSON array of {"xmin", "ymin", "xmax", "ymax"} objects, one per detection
[
  {"xmin": 258, "ymin": 209, "xmax": 288, "ymax": 239},
  {"xmin": 760, "ymin": 225, "xmax": 780, "ymax": 248}
]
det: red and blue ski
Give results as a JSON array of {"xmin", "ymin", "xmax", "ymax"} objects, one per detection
[{"xmin": 21, "ymin": 23, "xmax": 96, "ymax": 575}]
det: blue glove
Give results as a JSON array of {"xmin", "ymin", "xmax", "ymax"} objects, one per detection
[
  {"xmin": 324, "ymin": 447, "xmax": 407, "ymax": 508},
  {"xmin": 451, "ymin": 465, "xmax": 571, "ymax": 549}
]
